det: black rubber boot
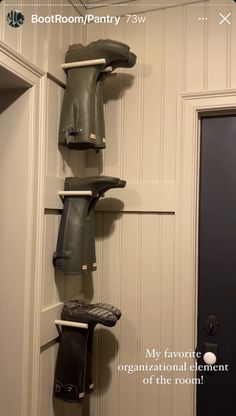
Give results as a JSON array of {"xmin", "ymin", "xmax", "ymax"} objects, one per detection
[
  {"xmin": 85, "ymin": 327, "xmax": 95, "ymax": 393},
  {"xmin": 61, "ymin": 300, "xmax": 118, "ymax": 326},
  {"xmin": 64, "ymin": 299, "xmax": 122, "ymax": 319},
  {"xmin": 53, "ymin": 325, "xmax": 92, "ymax": 402},
  {"xmin": 53, "ymin": 176, "xmax": 126, "ymax": 275},
  {"xmin": 93, "ymin": 51, "xmax": 137, "ymax": 151},
  {"xmin": 53, "ymin": 300, "xmax": 121, "ymax": 402},
  {"xmin": 59, "ymin": 300, "xmax": 121, "ymax": 394}
]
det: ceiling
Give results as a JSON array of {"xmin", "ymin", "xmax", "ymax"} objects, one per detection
[
  {"xmin": 71, "ymin": 0, "xmax": 209, "ymax": 17},
  {"xmin": 84, "ymin": 0, "xmax": 136, "ymax": 3}
]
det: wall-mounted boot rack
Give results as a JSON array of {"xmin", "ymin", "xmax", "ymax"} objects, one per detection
[
  {"xmin": 55, "ymin": 319, "xmax": 88, "ymax": 329},
  {"xmin": 58, "ymin": 190, "xmax": 93, "ymax": 197},
  {"xmin": 61, "ymin": 59, "xmax": 112, "ymax": 72},
  {"xmin": 53, "ymin": 39, "xmax": 137, "ymax": 403}
]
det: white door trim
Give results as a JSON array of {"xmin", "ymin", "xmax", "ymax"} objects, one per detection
[
  {"xmin": 173, "ymin": 89, "xmax": 236, "ymax": 416},
  {"xmin": 0, "ymin": 40, "xmax": 45, "ymax": 80},
  {"xmin": 0, "ymin": 46, "xmax": 46, "ymax": 416}
]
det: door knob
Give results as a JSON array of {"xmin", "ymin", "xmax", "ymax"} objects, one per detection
[{"xmin": 203, "ymin": 351, "xmax": 217, "ymax": 365}]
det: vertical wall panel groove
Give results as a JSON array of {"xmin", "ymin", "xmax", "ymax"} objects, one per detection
[
  {"xmin": 136, "ymin": 214, "xmax": 142, "ymax": 416},
  {"xmin": 116, "ymin": 214, "xmax": 122, "ymax": 416},
  {"xmin": 182, "ymin": 6, "xmax": 187, "ymax": 92},
  {"xmin": 138, "ymin": 23, "xmax": 145, "ymax": 183},
  {"xmin": 203, "ymin": 3, "xmax": 209, "ymax": 90},
  {"xmin": 160, "ymin": 10, "xmax": 166, "ymax": 182},
  {"xmin": 207, "ymin": 0, "xmax": 229, "ymax": 90},
  {"xmin": 186, "ymin": 3, "xmax": 205, "ymax": 91},
  {"xmin": 226, "ymin": 3, "xmax": 232, "ymax": 88}
]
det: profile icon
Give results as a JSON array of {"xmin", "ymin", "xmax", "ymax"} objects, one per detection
[{"xmin": 6, "ymin": 10, "xmax": 25, "ymax": 28}]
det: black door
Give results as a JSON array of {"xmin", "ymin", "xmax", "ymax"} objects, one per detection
[{"xmin": 197, "ymin": 115, "xmax": 236, "ymax": 416}]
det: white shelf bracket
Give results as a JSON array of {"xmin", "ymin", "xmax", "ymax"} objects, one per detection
[
  {"xmin": 55, "ymin": 319, "xmax": 88, "ymax": 329},
  {"xmin": 58, "ymin": 190, "xmax": 93, "ymax": 196}
]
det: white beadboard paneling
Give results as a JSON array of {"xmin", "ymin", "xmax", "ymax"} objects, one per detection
[
  {"xmin": 117, "ymin": 213, "xmax": 140, "ymax": 416},
  {"xmin": 103, "ymin": 19, "xmax": 126, "ymax": 178},
  {"xmin": 42, "ymin": 215, "xmax": 56, "ymax": 309},
  {"xmin": 46, "ymin": 79, "xmax": 61, "ymax": 177},
  {"xmin": 72, "ymin": 7, "xmax": 86, "ymax": 45},
  {"xmin": 20, "ymin": 3, "xmax": 37, "ymax": 64},
  {"xmin": 2, "ymin": 0, "xmax": 22, "ymax": 52},
  {"xmin": 230, "ymin": 3, "xmax": 236, "ymax": 88},
  {"xmin": 138, "ymin": 214, "xmax": 161, "ymax": 416},
  {"xmin": 84, "ymin": 22, "xmax": 106, "ymax": 177},
  {"xmin": 60, "ymin": 12, "xmax": 85, "ymax": 75},
  {"xmin": 61, "ymin": 4, "xmax": 73, "ymax": 54},
  {"xmin": 44, "ymin": 175, "xmax": 64, "ymax": 209},
  {"xmin": 64, "ymin": 273, "xmax": 84, "ymax": 299},
  {"xmin": 57, "ymin": 87, "xmax": 72, "ymax": 179},
  {"xmin": 86, "ymin": 20, "xmax": 106, "ymax": 43},
  {"xmin": 86, "ymin": 212, "xmax": 103, "ymax": 304},
  {"xmin": 92, "ymin": 213, "xmax": 176, "ymax": 416},
  {"xmin": 141, "ymin": 10, "xmax": 165, "ymax": 182},
  {"xmin": 163, "ymin": 6, "xmax": 185, "ymax": 181},
  {"xmin": 103, "ymin": 69, "xmax": 124, "ymax": 178},
  {"xmin": 207, "ymin": 0, "xmax": 229, "ymax": 90},
  {"xmin": 92, "ymin": 212, "xmax": 122, "ymax": 416},
  {"xmin": 158, "ymin": 215, "xmax": 175, "ymax": 415},
  {"xmin": 0, "ymin": 2, "xmax": 3, "ymax": 41},
  {"xmin": 186, "ymin": 3, "xmax": 205, "ymax": 91},
  {"xmin": 99, "ymin": 212, "xmax": 122, "ymax": 306},
  {"xmin": 43, "ymin": 2, "xmax": 66, "ymax": 82},
  {"xmin": 43, "ymin": 214, "xmax": 66, "ymax": 309},
  {"xmin": 41, "ymin": 303, "xmax": 62, "ymax": 347},
  {"xmin": 35, "ymin": 5, "xmax": 52, "ymax": 72},
  {"xmin": 121, "ymin": 19, "xmax": 143, "ymax": 182}
]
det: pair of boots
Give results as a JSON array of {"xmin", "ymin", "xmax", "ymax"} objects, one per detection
[
  {"xmin": 53, "ymin": 300, "xmax": 121, "ymax": 402},
  {"xmin": 53, "ymin": 176, "xmax": 126, "ymax": 275},
  {"xmin": 59, "ymin": 39, "xmax": 136, "ymax": 150}
]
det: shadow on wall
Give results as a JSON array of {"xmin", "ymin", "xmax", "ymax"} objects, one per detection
[
  {"xmin": 53, "ymin": 208, "xmax": 124, "ymax": 303},
  {"xmin": 104, "ymin": 73, "xmax": 135, "ymax": 103},
  {"xmin": 83, "ymin": 209, "xmax": 123, "ymax": 302},
  {"xmin": 0, "ymin": 88, "xmax": 28, "ymax": 113},
  {"xmin": 95, "ymin": 207, "xmax": 124, "ymax": 238},
  {"xmin": 85, "ymin": 73, "xmax": 135, "ymax": 174},
  {"xmin": 96, "ymin": 197, "xmax": 125, "ymax": 213},
  {"xmin": 94, "ymin": 328, "xmax": 119, "ymax": 395}
]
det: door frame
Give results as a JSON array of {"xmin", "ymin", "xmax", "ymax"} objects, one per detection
[
  {"xmin": 174, "ymin": 89, "xmax": 236, "ymax": 416},
  {"xmin": 0, "ymin": 42, "xmax": 46, "ymax": 416}
]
